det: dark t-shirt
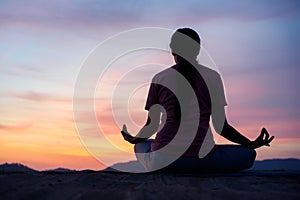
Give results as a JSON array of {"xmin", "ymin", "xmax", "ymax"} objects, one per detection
[{"xmin": 145, "ymin": 63, "xmax": 227, "ymax": 157}]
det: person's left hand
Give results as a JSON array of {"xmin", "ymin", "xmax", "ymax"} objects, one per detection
[{"xmin": 121, "ymin": 124, "xmax": 135, "ymax": 144}]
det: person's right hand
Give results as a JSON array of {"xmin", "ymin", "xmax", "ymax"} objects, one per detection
[{"xmin": 249, "ymin": 128, "xmax": 274, "ymax": 149}]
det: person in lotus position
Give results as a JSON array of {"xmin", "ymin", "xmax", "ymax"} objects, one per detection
[{"xmin": 121, "ymin": 28, "xmax": 274, "ymax": 173}]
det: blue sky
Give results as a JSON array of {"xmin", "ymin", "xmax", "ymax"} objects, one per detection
[{"xmin": 0, "ymin": 0, "xmax": 300, "ymax": 169}]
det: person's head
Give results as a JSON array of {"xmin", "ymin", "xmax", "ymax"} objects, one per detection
[{"xmin": 169, "ymin": 28, "xmax": 201, "ymax": 63}]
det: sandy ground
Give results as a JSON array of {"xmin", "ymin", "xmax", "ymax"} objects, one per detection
[{"xmin": 0, "ymin": 172, "xmax": 299, "ymax": 200}]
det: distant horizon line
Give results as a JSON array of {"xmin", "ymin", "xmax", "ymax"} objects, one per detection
[{"xmin": 1, "ymin": 157, "xmax": 300, "ymax": 172}]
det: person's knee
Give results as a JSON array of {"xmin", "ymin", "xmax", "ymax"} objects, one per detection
[
  {"xmin": 134, "ymin": 143, "xmax": 140, "ymax": 153},
  {"xmin": 248, "ymin": 148, "xmax": 257, "ymax": 162},
  {"xmin": 134, "ymin": 139, "xmax": 153, "ymax": 153},
  {"xmin": 243, "ymin": 148, "xmax": 256, "ymax": 168}
]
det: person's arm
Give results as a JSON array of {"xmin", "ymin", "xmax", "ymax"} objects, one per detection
[
  {"xmin": 121, "ymin": 105, "xmax": 160, "ymax": 144},
  {"xmin": 211, "ymin": 105, "xmax": 251, "ymax": 146},
  {"xmin": 212, "ymin": 105, "xmax": 274, "ymax": 149},
  {"xmin": 220, "ymin": 119, "xmax": 252, "ymax": 147}
]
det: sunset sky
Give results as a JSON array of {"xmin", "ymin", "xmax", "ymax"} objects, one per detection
[{"xmin": 1, "ymin": 0, "xmax": 300, "ymax": 170}]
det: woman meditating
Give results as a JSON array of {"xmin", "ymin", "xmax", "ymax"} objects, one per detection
[{"xmin": 121, "ymin": 28, "xmax": 274, "ymax": 173}]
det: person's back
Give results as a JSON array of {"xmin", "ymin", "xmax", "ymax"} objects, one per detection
[{"xmin": 147, "ymin": 61, "xmax": 226, "ymax": 157}]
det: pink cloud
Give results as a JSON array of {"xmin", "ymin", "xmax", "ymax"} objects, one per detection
[
  {"xmin": 0, "ymin": 123, "xmax": 31, "ymax": 131},
  {"xmin": 6, "ymin": 91, "xmax": 71, "ymax": 103}
]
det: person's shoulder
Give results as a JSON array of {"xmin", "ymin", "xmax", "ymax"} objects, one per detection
[
  {"xmin": 197, "ymin": 64, "xmax": 224, "ymax": 87},
  {"xmin": 198, "ymin": 64, "xmax": 221, "ymax": 78},
  {"xmin": 152, "ymin": 64, "xmax": 178, "ymax": 81}
]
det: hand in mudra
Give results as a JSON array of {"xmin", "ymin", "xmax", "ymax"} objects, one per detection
[
  {"xmin": 121, "ymin": 124, "xmax": 135, "ymax": 143},
  {"xmin": 121, "ymin": 124, "xmax": 147, "ymax": 144},
  {"xmin": 249, "ymin": 128, "xmax": 274, "ymax": 149}
]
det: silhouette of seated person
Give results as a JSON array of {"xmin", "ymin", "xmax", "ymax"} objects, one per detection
[{"xmin": 121, "ymin": 28, "xmax": 274, "ymax": 173}]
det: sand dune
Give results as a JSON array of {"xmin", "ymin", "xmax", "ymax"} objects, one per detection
[
  {"xmin": 1, "ymin": 159, "xmax": 300, "ymax": 199},
  {"xmin": 0, "ymin": 171, "xmax": 299, "ymax": 199}
]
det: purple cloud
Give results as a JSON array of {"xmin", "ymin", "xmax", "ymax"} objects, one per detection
[{"xmin": 0, "ymin": 0, "xmax": 299, "ymax": 31}]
